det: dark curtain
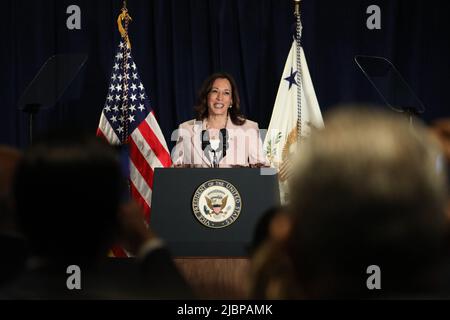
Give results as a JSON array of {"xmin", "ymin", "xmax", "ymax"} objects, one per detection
[{"xmin": 2, "ymin": 0, "xmax": 450, "ymax": 149}]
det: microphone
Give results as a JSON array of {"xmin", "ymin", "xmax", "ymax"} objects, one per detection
[
  {"xmin": 201, "ymin": 129, "xmax": 229, "ymax": 167},
  {"xmin": 201, "ymin": 130, "xmax": 210, "ymax": 151},
  {"xmin": 220, "ymin": 128, "xmax": 229, "ymax": 158}
]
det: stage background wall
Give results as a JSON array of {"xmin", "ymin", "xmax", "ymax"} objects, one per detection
[{"xmin": 2, "ymin": 0, "xmax": 449, "ymax": 148}]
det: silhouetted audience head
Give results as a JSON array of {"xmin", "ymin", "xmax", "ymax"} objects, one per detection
[
  {"xmin": 249, "ymin": 206, "xmax": 287, "ymax": 255},
  {"xmin": 248, "ymin": 205, "xmax": 295, "ymax": 299},
  {"xmin": 13, "ymin": 132, "xmax": 123, "ymax": 265},
  {"xmin": 0, "ymin": 146, "xmax": 27, "ymax": 287},
  {"xmin": 430, "ymin": 118, "xmax": 450, "ymax": 165},
  {"xmin": 286, "ymin": 106, "xmax": 449, "ymax": 298},
  {"xmin": 0, "ymin": 146, "xmax": 22, "ymax": 233}
]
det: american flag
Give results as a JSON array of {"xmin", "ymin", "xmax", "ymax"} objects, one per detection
[{"xmin": 97, "ymin": 40, "xmax": 172, "ymax": 254}]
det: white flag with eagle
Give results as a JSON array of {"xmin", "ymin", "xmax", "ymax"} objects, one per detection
[{"xmin": 263, "ymin": 39, "xmax": 324, "ymax": 203}]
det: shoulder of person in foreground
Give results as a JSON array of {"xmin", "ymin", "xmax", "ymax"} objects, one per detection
[{"xmin": 117, "ymin": 200, "xmax": 194, "ymax": 298}]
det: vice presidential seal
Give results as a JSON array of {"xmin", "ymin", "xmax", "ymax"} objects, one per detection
[{"xmin": 192, "ymin": 179, "xmax": 242, "ymax": 228}]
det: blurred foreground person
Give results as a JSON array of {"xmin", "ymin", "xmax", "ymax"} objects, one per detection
[
  {"xmin": 0, "ymin": 146, "xmax": 27, "ymax": 287},
  {"xmin": 252, "ymin": 107, "xmax": 450, "ymax": 299},
  {"xmin": 429, "ymin": 118, "xmax": 450, "ymax": 222},
  {"xmin": 247, "ymin": 206, "xmax": 297, "ymax": 299},
  {"xmin": 429, "ymin": 118, "xmax": 450, "ymax": 165},
  {"xmin": 1, "ymin": 132, "xmax": 192, "ymax": 299}
]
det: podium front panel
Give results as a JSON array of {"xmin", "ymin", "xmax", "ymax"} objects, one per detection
[{"xmin": 150, "ymin": 168, "xmax": 279, "ymax": 257}]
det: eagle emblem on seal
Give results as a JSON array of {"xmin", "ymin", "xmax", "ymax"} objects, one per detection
[{"xmin": 205, "ymin": 196, "xmax": 228, "ymax": 215}]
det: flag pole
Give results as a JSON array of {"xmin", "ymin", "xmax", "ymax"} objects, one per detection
[
  {"xmin": 117, "ymin": 1, "xmax": 132, "ymax": 143},
  {"xmin": 118, "ymin": 1, "xmax": 134, "ymax": 215},
  {"xmin": 293, "ymin": 0, "xmax": 303, "ymax": 145}
]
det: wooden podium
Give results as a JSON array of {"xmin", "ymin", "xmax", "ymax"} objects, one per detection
[
  {"xmin": 174, "ymin": 258, "xmax": 250, "ymax": 299},
  {"xmin": 151, "ymin": 168, "xmax": 279, "ymax": 299}
]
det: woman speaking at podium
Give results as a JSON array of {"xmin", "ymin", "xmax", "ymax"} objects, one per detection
[{"xmin": 172, "ymin": 72, "xmax": 268, "ymax": 168}]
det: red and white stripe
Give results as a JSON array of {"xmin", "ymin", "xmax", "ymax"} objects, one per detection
[
  {"xmin": 129, "ymin": 111, "xmax": 171, "ymax": 221},
  {"xmin": 97, "ymin": 111, "xmax": 171, "ymax": 217}
]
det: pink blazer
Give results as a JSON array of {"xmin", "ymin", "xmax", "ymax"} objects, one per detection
[{"xmin": 171, "ymin": 117, "xmax": 269, "ymax": 168}]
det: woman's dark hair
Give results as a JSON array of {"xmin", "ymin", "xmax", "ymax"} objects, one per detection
[{"xmin": 194, "ymin": 72, "xmax": 246, "ymax": 126}]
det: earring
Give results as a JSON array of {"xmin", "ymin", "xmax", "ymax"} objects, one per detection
[{"xmin": 229, "ymin": 104, "xmax": 232, "ymax": 109}]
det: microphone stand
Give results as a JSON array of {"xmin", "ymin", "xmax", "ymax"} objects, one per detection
[{"xmin": 212, "ymin": 150, "xmax": 218, "ymax": 168}]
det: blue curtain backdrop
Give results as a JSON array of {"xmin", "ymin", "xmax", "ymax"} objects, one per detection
[{"xmin": 2, "ymin": 0, "xmax": 450, "ymax": 148}]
